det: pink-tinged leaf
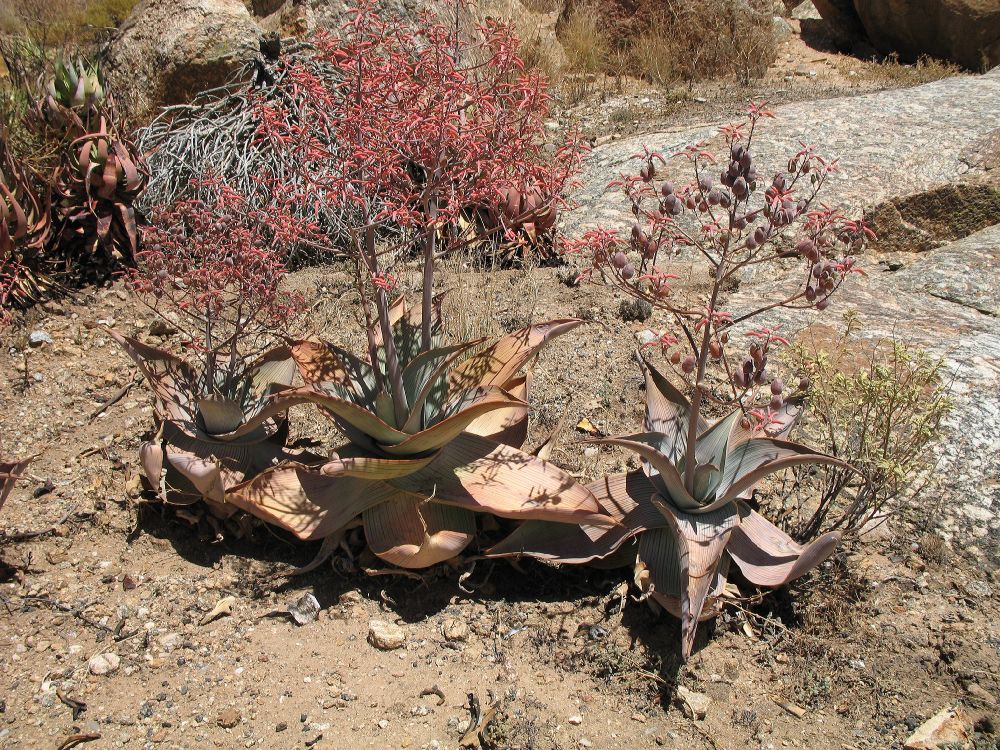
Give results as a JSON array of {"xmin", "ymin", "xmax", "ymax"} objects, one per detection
[
  {"xmin": 107, "ymin": 329, "xmax": 198, "ymax": 422},
  {"xmin": 247, "ymin": 346, "xmax": 298, "ymax": 400},
  {"xmin": 393, "ymin": 431, "xmax": 612, "ymax": 528},
  {"xmin": 448, "ymin": 319, "xmax": 583, "ymax": 394},
  {"xmin": 589, "ymin": 433, "xmax": 699, "ymax": 511},
  {"xmin": 228, "ymin": 467, "xmax": 397, "ymax": 540},
  {"xmin": 279, "ymin": 382, "xmax": 407, "ymax": 446},
  {"xmin": 96, "ymin": 211, "xmax": 112, "ymax": 242},
  {"xmin": 112, "ymin": 142, "xmax": 141, "ymax": 192},
  {"xmin": 319, "ymin": 447, "xmax": 438, "ymax": 480},
  {"xmin": 165, "ymin": 451, "xmax": 228, "ymax": 504},
  {"xmin": 139, "ymin": 437, "xmax": 165, "ymax": 498},
  {"xmin": 381, "ymin": 387, "xmax": 525, "ymax": 456},
  {"xmin": 486, "ymin": 470, "xmax": 665, "ymax": 562},
  {"xmin": 650, "ymin": 498, "xmax": 741, "ymax": 660},
  {"xmin": 363, "ymin": 495, "xmax": 476, "ymax": 568},
  {"xmin": 197, "ymin": 397, "xmax": 245, "ymax": 434},
  {"xmin": 715, "ymin": 437, "xmax": 852, "ymax": 506},
  {"xmin": 290, "ymin": 339, "xmax": 376, "ymax": 401},
  {"xmin": 648, "ymin": 556, "xmax": 730, "ymax": 624},
  {"xmin": 400, "ymin": 338, "xmax": 486, "ymax": 434},
  {"xmin": 0, "ymin": 456, "xmax": 32, "ymax": 512},
  {"xmin": 727, "ymin": 502, "xmax": 841, "ymax": 586},
  {"xmin": 459, "ymin": 374, "xmax": 528, "ymax": 449},
  {"xmin": 641, "ymin": 358, "xmax": 705, "ymax": 463},
  {"xmin": 115, "ymin": 202, "xmax": 138, "ymax": 255}
]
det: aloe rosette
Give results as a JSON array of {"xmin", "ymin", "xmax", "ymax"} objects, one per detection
[
  {"xmin": 489, "ymin": 358, "xmax": 848, "ymax": 659},
  {"xmin": 228, "ymin": 296, "xmax": 613, "ymax": 568},
  {"xmin": 109, "ymin": 330, "xmax": 316, "ymax": 517}
]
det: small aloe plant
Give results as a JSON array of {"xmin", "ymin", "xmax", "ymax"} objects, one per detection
[
  {"xmin": 229, "ymin": 296, "xmax": 612, "ymax": 568},
  {"xmin": 493, "ymin": 103, "xmax": 870, "ymax": 659},
  {"xmin": 109, "ymin": 331, "xmax": 316, "ymax": 518},
  {"xmin": 490, "ymin": 359, "xmax": 848, "ymax": 659}
]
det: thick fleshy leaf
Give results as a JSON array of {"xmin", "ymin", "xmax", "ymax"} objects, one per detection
[
  {"xmin": 448, "ymin": 319, "xmax": 582, "ymax": 394},
  {"xmin": 228, "ymin": 467, "xmax": 397, "ymax": 540},
  {"xmin": 381, "ymin": 387, "xmax": 524, "ymax": 456},
  {"xmin": 694, "ymin": 410, "xmax": 742, "ymax": 472},
  {"xmin": 649, "ymin": 556, "xmax": 730, "ymax": 624},
  {"xmin": 401, "ymin": 339, "xmax": 485, "ymax": 434},
  {"xmin": 280, "ymin": 382, "xmax": 408, "ymax": 446},
  {"xmin": 486, "ymin": 470, "xmax": 665, "ymax": 562},
  {"xmin": 727, "ymin": 502, "xmax": 841, "ymax": 586},
  {"xmin": 363, "ymin": 495, "xmax": 476, "ymax": 568},
  {"xmin": 641, "ymin": 358, "xmax": 706, "ymax": 463},
  {"xmin": 247, "ymin": 346, "xmax": 297, "ymax": 399},
  {"xmin": 715, "ymin": 437, "xmax": 851, "ymax": 506},
  {"xmin": 197, "ymin": 397, "xmax": 245, "ymax": 434},
  {"xmin": 393, "ymin": 431, "xmax": 612, "ymax": 527},
  {"xmin": 290, "ymin": 339, "xmax": 377, "ymax": 404},
  {"xmin": 650, "ymin": 498, "xmax": 741, "ymax": 660},
  {"xmin": 460, "ymin": 374, "xmax": 529, "ymax": 448},
  {"xmin": 0, "ymin": 456, "xmax": 32, "ymax": 512},
  {"xmin": 108, "ymin": 330, "xmax": 198, "ymax": 421},
  {"xmin": 318, "ymin": 447, "xmax": 438, "ymax": 480},
  {"xmin": 589, "ymin": 433, "xmax": 699, "ymax": 511}
]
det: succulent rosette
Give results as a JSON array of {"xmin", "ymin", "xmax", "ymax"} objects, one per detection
[
  {"xmin": 228, "ymin": 296, "xmax": 613, "ymax": 568},
  {"xmin": 489, "ymin": 359, "xmax": 848, "ymax": 659}
]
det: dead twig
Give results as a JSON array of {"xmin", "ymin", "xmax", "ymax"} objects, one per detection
[
  {"xmin": 1, "ymin": 505, "xmax": 78, "ymax": 543},
  {"xmin": 19, "ymin": 596, "xmax": 140, "ymax": 641},
  {"xmin": 56, "ymin": 733, "xmax": 101, "ymax": 750},
  {"xmin": 88, "ymin": 374, "xmax": 139, "ymax": 421},
  {"xmin": 56, "ymin": 690, "xmax": 86, "ymax": 720},
  {"xmin": 419, "ymin": 685, "xmax": 446, "ymax": 706}
]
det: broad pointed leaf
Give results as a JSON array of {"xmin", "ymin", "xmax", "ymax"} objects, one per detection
[
  {"xmin": 280, "ymin": 382, "xmax": 408, "ymax": 446},
  {"xmin": 401, "ymin": 339, "xmax": 485, "ymax": 433},
  {"xmin": 448, "ymin": 319, "xmax": 582, "ymax": 394},
  {"xmin": 641, "ymin": 358, "xmax": 705, "ymax": 463},
  {"xmin": 462, "ymin": 374, "xmax": 529, "ymax": 448},
  {"xmin": 108, "ymin": 330, "xmax": 198, "ymax": 422},
  {"xmin": 727, "ymin": 502, "xmax": 841, "ymax": 586},
  {"xmin": 228, "ymin": 467, "xmax": 397, "ymax": 540},
  {"xmin": 381, "ymin": 387, "xmax": 524, "ymax": 456},
  {"xmin": 486, "ymin": 470, "xmax": 665, "ymax": 562},
  {"xmin": 392, "ymin": 431, "xmax": 612, "ymax": 527},
  {"xmin": 650, "ymin": 498, "xmax": 741, "ymax": 660},
  {"xmin": 589, "ymin": 433, "xmax": 699, "ymax": 511},
  {"xmin": 363, "ymin": 495, "xmax": 476, "ymax": 568},
  {"xmin": 290, "ymin": 339, "xmax": 377, "ymax": 405},
  {"xmin": 715, "ymin": 437, "xmax": 851, "ymax": 506}
]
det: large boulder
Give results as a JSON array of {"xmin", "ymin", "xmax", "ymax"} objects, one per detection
[
  {"xmin": 852, "ymin": 0, "xmax": 1000, "ymax": 71},
  {"xmin": 809, "ymin": 0, "xmax": 866, "ymax": 48},
  {"xmin": 106, "ymin": 0, "xmax": 262, "ymax": 122}
]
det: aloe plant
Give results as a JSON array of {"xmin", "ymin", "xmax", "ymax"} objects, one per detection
[
  {"xmin": 489, "ymin": 358, "xmax": 848, "ymax": 659},
  {"xmin": 53, "ymin": 116, "xmax": 146, "ymax": 274},
  {"xmin": 109, "ymin": 331, "xmax": 318, "ymax": 517},
  {"xmin": 1, "ymin": 126, "xmax": 52, "ymax": 312},
  {"xmin": 46, "ymin": 56, "xmax": 105, "ymax": 114},
  {"xmin": 229, "ymin": 296, "xmax": 613, "ymax": 568}
]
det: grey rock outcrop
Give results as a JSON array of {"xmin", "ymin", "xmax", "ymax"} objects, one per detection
[
  {"xmin": 106, "ymin": 0, "xmax": 261, "ymax": 122},
  {"xmin": 575, "ymin": 68, "xmax": 1000, "ymax": 231}
]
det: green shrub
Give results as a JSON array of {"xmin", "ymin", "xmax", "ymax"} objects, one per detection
[{"xmin": 780, "ymin": 313, "xmax": 953, "ymax": 541}]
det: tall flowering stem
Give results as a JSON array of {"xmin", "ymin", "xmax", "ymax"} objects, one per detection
[
  {"xmin": 128, "ymin": 178, "xmax": 311, "ymax": 398},
  {"xmin": 256, "ymin": 0, "xmax": 586, "ymax": 421},
  {"xmin": 565, "ymin": 104, "xmax": 872, "ymax": 495}
]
